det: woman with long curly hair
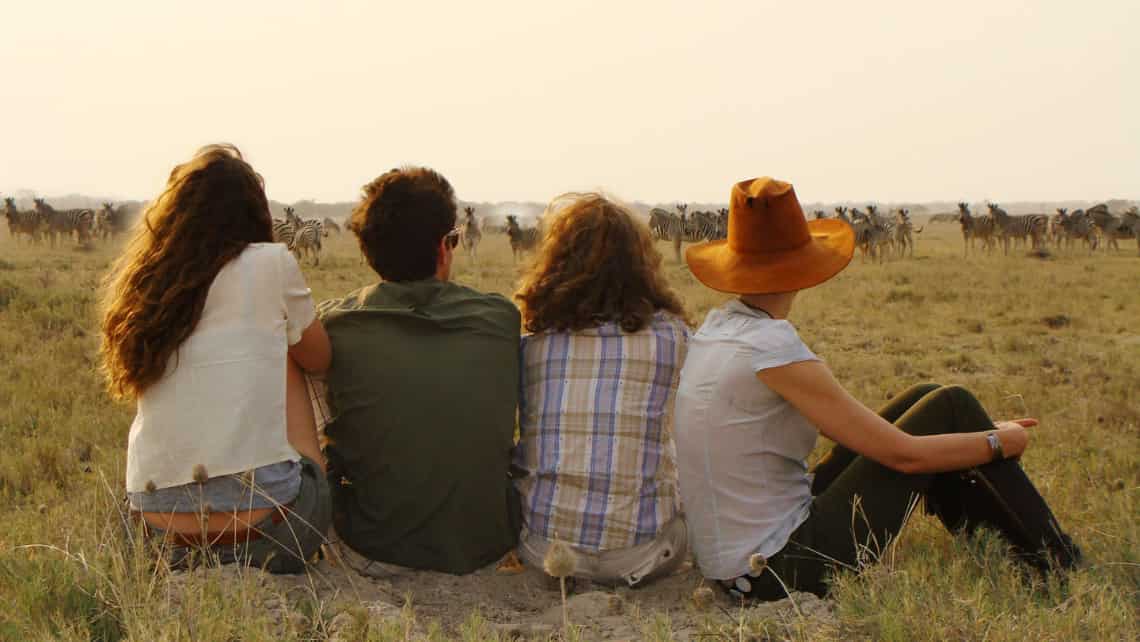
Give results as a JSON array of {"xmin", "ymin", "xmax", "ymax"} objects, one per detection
[
  {"xmin": 512, "ymin": 193, "xmax": 690, "ymax": 587},
  {"xmin": 101, "ymin": 144, "xmax": 332, "ymax": 573}
]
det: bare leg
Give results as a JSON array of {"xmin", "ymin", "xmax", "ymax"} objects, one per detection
[{"xmin": 287, "ymin": 357, "xmax": 326, "ymax": 473}]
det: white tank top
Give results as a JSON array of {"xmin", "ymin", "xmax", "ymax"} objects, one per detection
[{"xmin": 125, "ymin": 243, "xmax": 316, "ymax": 493}]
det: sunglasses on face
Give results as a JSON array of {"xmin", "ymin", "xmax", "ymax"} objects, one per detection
[{"xmin": 445, "ymin": 229, "xmax": 461, "ymax": 249}]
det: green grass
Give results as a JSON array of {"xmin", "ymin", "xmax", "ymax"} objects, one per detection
[{"xmin": 0, "ymin": 226, "xmax": 1136, "ymax": 640}]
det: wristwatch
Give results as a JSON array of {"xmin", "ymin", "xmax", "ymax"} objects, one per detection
[{"xmin": 985, "ymin": 432, "xmax": 1004, "ymax": 462}]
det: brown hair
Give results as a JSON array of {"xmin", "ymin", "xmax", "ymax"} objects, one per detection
[
  {"xmin": 100, "ymin": 144, "xmax": 273, "ymax": 399},
  {"xmin": 515, "ymin": 193, "xmax": 687, "ymax": 333},
  {"xmin": 348, "ymin": 166, "xmax": 457, "ymax": 281}
]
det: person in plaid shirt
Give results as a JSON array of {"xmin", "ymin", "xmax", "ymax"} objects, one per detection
[{"xmin": 512, "ymin": 193, "xmax": 691, "ymax": 587}]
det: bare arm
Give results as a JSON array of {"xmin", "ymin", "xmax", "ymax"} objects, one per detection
[
  {"xmin": 756, "ymin": 360, "xmax": 1031, "ymax": 474},
  {"xmin": 288, "ymin": 318, "xmax": 332, "ymax": 375},
  {"xmin": 285, "ymin": 357, "xmax": 326, "ymax": 472}
]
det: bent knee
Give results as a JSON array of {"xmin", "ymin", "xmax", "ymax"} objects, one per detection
[
  {"xmin": 932, "ymin": 384, "xmax": 973, "ymax": 402},
  {"xmin": 905, "ymin": 382, "xmax": 942, "ymax": 397}
]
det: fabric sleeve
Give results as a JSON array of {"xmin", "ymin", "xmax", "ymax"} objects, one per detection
[
  {"xmin": 749, "ymin": 320, "xmax": 819, "ymax": 372},
  {"xmin": 279, "ymin": 246, "xmax": 317, "ymax": 345}
]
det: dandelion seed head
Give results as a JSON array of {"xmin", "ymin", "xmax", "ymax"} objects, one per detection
[
  {"xmin": 692, "ymin": 586, "xmax": 715, "ymax": 610},
  {"xmin": 748, "ymin": 552, "xmax": 768, "ymax": 575},
  {"xmin": 543, "ymin": 539, "xmax": 576, "ymax": 578}
]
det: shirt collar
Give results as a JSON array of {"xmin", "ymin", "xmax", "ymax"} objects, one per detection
[{"xmin": 722, "ymin": 298, "xmax": 773, "ymax": 320}]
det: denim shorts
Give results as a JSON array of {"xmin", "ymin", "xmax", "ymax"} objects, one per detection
[{"xmin": 136, "ymin": 457, "xmax": 331, "ymax": 574}]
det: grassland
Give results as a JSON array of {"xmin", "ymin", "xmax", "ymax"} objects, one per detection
[{"xmin": 0, "ymin": 223, "xmax": 1136, "ymax": 640}]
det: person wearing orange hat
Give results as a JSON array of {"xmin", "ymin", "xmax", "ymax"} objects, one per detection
[{"xmin": 673, "ymin": 177, "xmax": 1079, "ymax": 601}]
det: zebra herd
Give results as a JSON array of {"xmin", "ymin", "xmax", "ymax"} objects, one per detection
[
  {"xmin": 271, "ymin": 206, "xmax": 340, "ymax": 265},
  {"xmin": 648, "ymin": 205, "xmax": 729, "ymax": 244},
  {"xmin": 814, "ymin": 205, "xmax": 923, "ymax": 262},
  {"xmin": 453, "ymin": 209, "xmax": 539, "ymax": 264},
  {"xmin": 3, "ymin": 197, "xmax": 131, "ymax": 247},
  {"xmin": 957, "ymin": 202, "xmax": 1139, "ymax": 256}
]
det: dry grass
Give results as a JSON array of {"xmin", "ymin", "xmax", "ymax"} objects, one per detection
[{"xmin": 0, "ymin": 224, "xmax": 1136, "ymax": 640}]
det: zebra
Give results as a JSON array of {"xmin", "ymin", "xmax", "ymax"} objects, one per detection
[
  {"xmin": 1057, "ymin": 209, "xmax": 1099, "ymax": 254},
  {"xmin": 893, "ymin": 209, "xmax": 923, "ymax": 258},
  {"xmin": 865, "ymin": 205, "xmax": 897, "ymax": 259},
  {"xmin": 715, "ymin": 208, "xmax": 728, "ymax": 240},
  {"xmin": 1085, "ymin": 203, "xmax": 1135, "ymax": 253},
  {"xmin": 834, "ymin": 206, "xmax": 851, "ymax": 224},
  {"xmin": 4, "ymin": 197, "xmax": 45, "ymax": 244},
  {"xmin": 849, "ymin": 208, "xmax": 891, "ymax": 262},
  {"xmin": 1049, "ymin": 208, "xmax": 1068, "ymax": 249},
  {"xmin": 321, "ymin": 217, "xmax": 342, "ymax": 234},
  {"xmin": 33, "ymin": 198, "xmax": 94, "ymax": 247},
  {"xmin": 93, "ymin": 202, "xmax": 122, "ymax": 241},
  {"xmin": 272, "ymin": 206, "xmax": 302, "ymax": 247},
  {"xmin": 290, "ymin": 218, "xmax": 325, "ymax": 265},
  {"xmin": 957, "ymin": 202, "xmax": 996, "ymax": 256},
  {"xmin": 987, "ymin": 203, "xmax": 1047, "ymax": 255},
  {"xmin": 459, "ymin": 206, "xmax": 482, "ymax": 262},
  {"xmin": 1118, "ymin": 207, "xmax": 1140, "ymax": 255},
  {"xmin": 689, "ymin": 210, "xmax": 720, "ymax": 241},
  {"xmin": 506, "ymin": 214, "xmax": 539, "ymax": 263},
  {"xmin": 648, "ymin": 207, "xmax": 675, "ymax": 241},
  {"xmin": 506, "ymin": 214, "xmax": 539, "ymax": 260}
]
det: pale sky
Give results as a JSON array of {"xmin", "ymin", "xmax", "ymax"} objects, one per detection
[{"xmin": 2, "ymin": 1, "xmax": 1137, "ymax": 205}]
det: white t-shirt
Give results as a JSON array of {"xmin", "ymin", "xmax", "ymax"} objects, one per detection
[
  {"xmin": 125, "ymin": 243, "xmax": 317, "ymax": 493},
  {"xmin": 673, "ymin": 300, "xmax": 820, "ymax": 580}
]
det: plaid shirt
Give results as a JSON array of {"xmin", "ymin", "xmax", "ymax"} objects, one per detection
[{"xmin": 514, "ymin": 312, "xmax": 690, "ymax": 553}]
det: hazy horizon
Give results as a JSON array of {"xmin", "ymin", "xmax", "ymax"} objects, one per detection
[{"xmin": 3, "ymin": 2, "xmax": 1137, "ymax": 205}]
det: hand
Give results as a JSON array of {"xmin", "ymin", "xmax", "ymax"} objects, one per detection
[
  {"xmin": 994, "ymin": 418, "xmax": 1038, "ymax": 431},
  {"xmin": 993, "ymin": 419, "xmax": 1035, "ymax": 459}
]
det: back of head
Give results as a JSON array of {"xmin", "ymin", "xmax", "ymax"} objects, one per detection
[
  {"xmin": 348, "ymin": 167, "xmax": 457, "ymax": 281},
  {"xmin": 100, "ymin": 144, "xmax": 272, "ymax": 399},
  {"xmin": 515, "ymin": 193, "xmax": 686, "ymax": 334}
]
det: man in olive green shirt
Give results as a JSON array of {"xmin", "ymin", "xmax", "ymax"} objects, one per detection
[{"xmin": 319, "ymin": 167, "xmax": 520, "ymax": 574}]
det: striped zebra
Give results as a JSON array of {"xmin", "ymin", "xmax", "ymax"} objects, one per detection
[
  {"xmin": 4, "ymin": 197, "xmax": 45, "ymax": 244},
  {"xmin": 850, "ymin": 208, "xmax": 891, "ymax": 263},
  {"xmin": 1057, "ymin": 209, "xmax": 1099, "ymax": 253},
  {"xmin": 506, "ymin": 214, "xmax": 539, "ymax": 263},
  {"xmin": 272, "ymin": 206, "xmax": 302, "ymax": 247},
  {"xmin": 864, "ymin": 205, "xmax": 897, "ymax": 259},
  {"xmin": 460, "ymin": 206, "xmax": 482, "ymax": 262},
  {"xmin": 33, "ymin": 198, "xmax": 94, "ymax": 247},
  {"xmin": 271, "ymin": 217, "xmax": 296, "ymax": 246},
  {"xmin": 716, "ymin": 208, "xmax": 728, "ymax": 240},
  {"xmin": 957, "ymin": 202, "xmax": 996, "ymax": 256},
  {"xmin": 290, "ymin": 218, "xmax": 326, "ymax": 266},
  {"xmin": 321, "ymin": 217, "xmax": 342, "ymax": 234},
  {"xmin": 1085, "ymin": 203, "xmax": 1136, "ymax": 253},
  {"xmin": 648, "ymin": 207, "xmax": 675, "ymax": 241},
  {"xmin": 689, "ymin": 210, "xmax": 721, "ymax": 241},
  {"xmin": 987, "ymin": 203, "xmax": 1046, "ymax": 255},
  {"xmin": 834, "ymin": 206, "xmax": 852, "ymax": 224},
  {"xmin": 1119, "ymin": 208, "xmax": 1140, "ymax": 256},
  {"xmin": 94, "ymin": 202, "xmax": 118, "ymax": 241},
  {"xmin": 893, "ymin": 208, "xmax": 923, "ymax": 258},
  {"xmin": 1049, "ymin": 208, "xmax": 1068, "ymax": 248}
]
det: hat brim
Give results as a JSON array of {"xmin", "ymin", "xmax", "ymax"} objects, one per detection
[{"xmin": 685, "ymin": 219, "xmax": 855, "ymax": 294}]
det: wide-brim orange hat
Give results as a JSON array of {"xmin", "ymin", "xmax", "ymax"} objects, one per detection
[{"xmin": 686, "ymin": 177, "xmax": 854, "ymax": 294}]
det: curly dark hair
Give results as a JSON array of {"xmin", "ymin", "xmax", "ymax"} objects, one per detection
[
  {"xmin": 100, "ymin": 144, "xmax": 273, "ymax": 399},
  {"xmin": 515, "ymin": 193, "xmax": 687, "ymax": 333},
  {"xmin": 348, "ymin": 167, "xmax": 457, "ymax": 281}
]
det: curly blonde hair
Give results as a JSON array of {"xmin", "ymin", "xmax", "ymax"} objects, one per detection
[
  {"xmin": 515, "ymin": 193, "xmax": 687, "ymax": 333},
  {"xmin": 100, "ymin": 144, "xmax": 273, "ymax": 399}
]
